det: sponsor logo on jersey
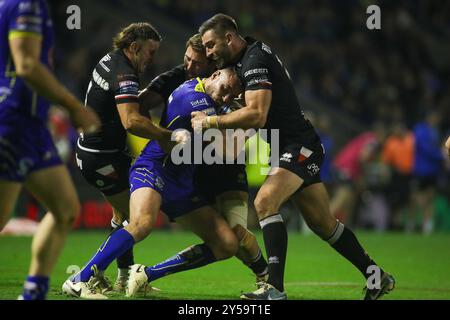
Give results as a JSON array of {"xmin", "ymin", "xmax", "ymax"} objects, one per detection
[
  {"xmin": 96, "ymin": 179, "xmax": 105, "ymax": 187},
  {"xmin": 16, "ymin": 15, "xmax": 42, "ymax": 25},
  {"xmin": 261, "ymin": 43, "xmax": 272, "ymax": 54},
  {"xmin": 99, "ymin": 55, "xmax": 111, "ymax": 72},
  {"xmin": 280, "ymin": 152, "xmax": 293, "ymax": 163},
  {"xmin": 297, "ymin": 146, "xmax": 313, "ymax": 162},
  {"xmin": 18, "ymin": 1, "xmax": 41, "ymax": 14},
  {"xmin": 119, "ymin": 80, "xmax": 139, "ymax": 88},
  {"xmin": 99, "ymin": 60, "xmax": 110, "ymax": 72},
  {"xmin": 17, "ymin": 158, "xmax": 34, "ymax": 177},
  {"xmin": 96, "ymin": 165, "xmax": 119, "ymax": 179},
  {"xmin": 101, "ymin": 54, "xmax": 111, "ymax": 62},
  {"xmin": 190, "ymin": 97, "xmax": 209, "ymax": 108},
  {"xmin": 247, "ymin": 77, "xmax": 272, "ymax": 87},
  {"xmin": 268, "ymin": 256, "xmax": 279, "ymax": 264},
  {"xmin": 307, "ymin": 163, "xmax": 320, "ymax": 176},
  {"xmin": 244, "ymin": 68, "xmax": 269, "ymax": 77},
  {"xmin": 155, "ymin": 176, "xmax": 165, "ymax": 190},
  {"xmin": 92, "ymin": 68, "xmax": 109, "ymax": 90}
]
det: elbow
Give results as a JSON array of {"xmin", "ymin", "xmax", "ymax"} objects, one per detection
[
  {"xmin": 124, "ymin": 117, "xmax": 137, "ymax": 132},
  {"xmin": 15, "ymin": 57, "xmax": 38, "ymax": 79},
  {"xmin": 253, "ymin": 114, "xmax": 267, "ymax": 129}
]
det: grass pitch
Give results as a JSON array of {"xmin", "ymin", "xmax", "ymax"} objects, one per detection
[{"xmin": 1, "ymin": 230, "xmax": 450, "ymax": 300}]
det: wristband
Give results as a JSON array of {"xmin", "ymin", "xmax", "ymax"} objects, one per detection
[{"xmin": 206, "ymin": 115, "xmax": 219, "ymax": 129}]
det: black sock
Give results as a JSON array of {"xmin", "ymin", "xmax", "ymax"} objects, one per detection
[
  {"xmin": 247, "ymin": 249, "xmax": 269, "ymax": 277},
  {"xmin": 327, "ymin": 221, "xmax": 383, "ymax": 279},
  {"xmin": 145, "ymin": 244, "xmax": 217, "ymax": 282},
  {"xmin": 110, "ymin": 219, "xmax": 134, "ymax": 271},
  {"xmin": 260, "ymin": 214, "xmax": 287, "ymax": 292}
]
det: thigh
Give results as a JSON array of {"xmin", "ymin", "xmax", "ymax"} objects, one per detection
[
  {"xmin": 175, "ymin": 206, "xmax": 234, "ymax": 244},
  {"xmin": 0, "ymin": 180, "xmax": 22, "ymax": 229},
  {"xmin": 257, "ymin": 166, "xmax": 304, "ymax": 210},
  {"xmin": 24, "ymin": 165, "xmax": 79, "ymax": 218},
  {"xmin": 127, "ymin": 187, "xmax": 162, "ymax": 241},
  {"xmin": 291, "ymin": 182, "xmax": 336, "ymax": 237},
  {"xmin": 129, "ymin": 187, "xmax": 161, "ymax": 221}
]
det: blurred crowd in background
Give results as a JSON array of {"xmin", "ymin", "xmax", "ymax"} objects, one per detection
[{"xmin": 8, "ymin": 0, "xmax": 449, "ymax": 235}]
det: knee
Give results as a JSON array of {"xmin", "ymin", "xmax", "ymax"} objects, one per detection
[
  {"xmin": 254, "ymin": 192, "xmax": 279, "ymax": 219},
  {"xmin": 126, "ymin": 218, "xmax": 153, "ymax": 242},
  {"xmin": 232, "ymin": 224, "xmax": 254, "ymax": 247},
  {"xmin": 214, "ymin": 231, "xmax": 239, "ymax": 260},
  {"xmin": 305, "ymin": 219, "xmax": 326, "ymax": 238},
  {"xmin": 54, "ymin": 199, "xmax": 80, "ymax": 228},
  {"xmin": 221, "ymin": 235, "xmax": 239, "ymax": 259},
  {"xmin": 306, "ymin": 215, "xmax": 337, "ymax": 240}
]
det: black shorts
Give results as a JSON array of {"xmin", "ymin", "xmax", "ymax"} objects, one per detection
[
  {"xmin": 277, "ymin": 139, "xmax": 324, "ymax": 190},
  {"xmin": 387, "ymin": 171, "xmax": 412, "ymax": 208},
  {"xmin": 411, "ymin": 175, "xmax": 438, "ymax": 192},
  {"xmin": 75, "ymin": 145, "xmax": 132, "ymax": 196},
  {"xmin": 194, "ymin": 163, "xmax": 248, "ymax": 204}
]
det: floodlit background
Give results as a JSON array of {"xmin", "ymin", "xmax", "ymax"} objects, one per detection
[{"xmin": 1, "ymin": 0, "xmax": 449, "ymax": 300}]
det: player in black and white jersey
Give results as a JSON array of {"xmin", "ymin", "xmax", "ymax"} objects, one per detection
[
  {"xmin": 72, "ymin": 23, "xmax": 186, "ymax": 297},
  {"xmin": 194, "ymin": 14, "xmax": 395, "ymax": 300},
  {"xmin": 139, "ymin": 34, "xmax": 269, "ymax": 286}
]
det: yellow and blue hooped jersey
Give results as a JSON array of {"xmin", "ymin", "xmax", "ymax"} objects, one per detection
[{"xmin": 141, "ymin": 77, "xmax": 217, "ymax": 161}]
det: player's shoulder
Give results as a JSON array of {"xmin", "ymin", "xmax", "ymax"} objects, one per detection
[
  {"xmin": 238, "ymin": 37, "xmax": 275, "ymax": 72},
  {"xmin": 151, "ymin": 64, "xmax": 185, "ymax": 86},
  {"xmin": 7, "ymin": 0, "xmax": 45, "ymax": 12},
  {"xmin": 96, "ymin": 49, "xmax": 138, "ymax": 86},
  {"xmin": 167, "ymin": 64, "xmax": 185, "ymax": 77},
  {"xmin": 170, "ymin": 78, "xmax": 201, "ymax": 101},
  {"xmin": 102, "ymin": 49, "xmax": 134, "ymax": 73},
  {"xmin": 242, "ymin": 37, "xmax": 274, "ymax": 60},
  {"xmin": 3, "ymin": 0, "xmax": 46, "ymax": 17},
  {"xmin": 169, "ymin": 78, "xmax": 213, "ymax": 109}
]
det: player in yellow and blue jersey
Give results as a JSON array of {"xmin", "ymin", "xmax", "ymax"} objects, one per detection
[
  {"xmin": 0, "ymin": 0, "xmax": 100, "ymax": 300},
  {"xmin": 63, "ymin": 68, "xmax": 243, "ymax": 299}
]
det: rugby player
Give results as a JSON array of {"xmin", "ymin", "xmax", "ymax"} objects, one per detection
[
  {"xmin": 0, "ymin": 0, "xmax": 100, "ymax": 300},
  {"xmin": 63, "ymin": 67, "xmax": 243, "ymax": 299},
  {"xmin": 193, "ymin": 13, "xmax": 395, "ymax": 300},
  {"xmin": 140, "ymin": 33, "xmax": 269, "ymax": 286},
  {"xmin": 73, "ymin": 22, "xmax": 181, "ymax": 293}
]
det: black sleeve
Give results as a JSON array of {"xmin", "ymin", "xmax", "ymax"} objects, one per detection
[
  {"xmin": 112, "ymin": 56, "xmax": 140, "ymax": 105},
  {"xmin": 241, "ymin": 48, "xmax": 273, "ymax": 91},
  {"xmin": 146, "ymin": 64, "xmax": 186, "ymax": 101}
]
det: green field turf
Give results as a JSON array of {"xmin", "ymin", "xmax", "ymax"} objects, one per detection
[{"xmin": 1, "ymin": 230, "xmax": 450, "ymax": 300}]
